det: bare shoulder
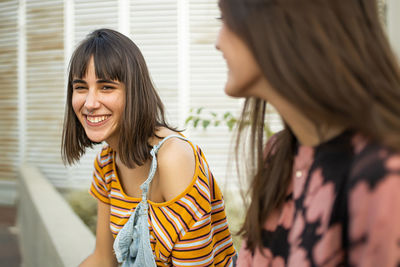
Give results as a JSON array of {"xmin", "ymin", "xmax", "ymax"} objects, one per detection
[{"xmin": 156, "ymin": 136, "xmax": 196, "ymax": 202}]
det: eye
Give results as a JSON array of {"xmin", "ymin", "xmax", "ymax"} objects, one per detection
[
  {"xmin": 73, "ymin": 86, "xmax": 87, "ymax": 91},
  {"xmin": 101, "ymin": 85, "xmax": 115, "ymax": 90}
]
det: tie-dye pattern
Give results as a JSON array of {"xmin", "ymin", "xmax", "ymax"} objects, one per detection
[{"xmin": 238, "ymin": 131, "xmax": 400, "ymax": 267}]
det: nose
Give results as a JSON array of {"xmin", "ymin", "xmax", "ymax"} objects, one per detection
[
  {"xmin": 215, "ymin": 31, "xmax": 221, "ymax": 51},
  {"xmin": 84, "ymin": 88, "xmax": 100, "ymax": 112},
  {"xmin": 215, "ymin": 27, "xmax": 222, "ymax": 51}
]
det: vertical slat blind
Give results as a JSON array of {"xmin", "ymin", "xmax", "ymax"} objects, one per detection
[
  {"xmin": 0, "ymin": 0, "xmax": 18, "ymax": 181},
  {"xmin": 74, "ymin": 0, "xmax": 118, "ymax": 43},
  {"xmin": 129, "ymin": 0, "xmax": 179, "ymax": 124},
  {"xmin": 25, "ymin": 0, "xmax": 66, "ymax": 185}
]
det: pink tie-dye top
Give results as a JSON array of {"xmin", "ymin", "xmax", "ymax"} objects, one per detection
[{"xmin": 238, "ymin": 131, "xmax": 400, "ymax": 267}]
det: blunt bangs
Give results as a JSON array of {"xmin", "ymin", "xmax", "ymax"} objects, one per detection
[{"xmin": 68, "ymin": 31, "xmax": 128, "ymax": 83}]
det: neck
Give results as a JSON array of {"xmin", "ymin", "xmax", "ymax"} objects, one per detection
[
  {"xmin": 279, "ymin": 105, "xmax": 344, "ymax": 146},
  {"xmin": 106, "ymin": 134, "xmax": 119, "ymax": 152},
  {"xmin": 252, "ymin": 78, "xmax": 344, "ymax": 146}
]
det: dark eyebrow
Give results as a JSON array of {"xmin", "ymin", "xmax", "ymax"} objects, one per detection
[
  {"xmin": 72, "ymin": 79, "xmax": 87, "ymax": 84},
  {"xmin": 72, "ymin": 79, "xmax": 119, "ymax": 85},
  {"xmin": 97, "ymin": 79, "xmax": 119, "ymax": 85}
]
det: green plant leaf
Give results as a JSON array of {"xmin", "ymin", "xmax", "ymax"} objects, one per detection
[
  {"xmin": 227, "ymin": 121, "xmax": 234, "ymax": 131},
  {"xmin": 193, "ymin": 118, "xmax": 200, "ymax": 128},
  {"xmin": 196, "ymin": 107, "xmax": 204, "ymax": 114},
  {"xmin": 223, "ymin": 111, "xmax": 231, "ymax": 119},
  {"xmin": 185, "ymin": 115, "xmax": 194, "ymax": 125},
  {"xmin": 202, "ymin": 120, "xmax": 210, "ymax": 129},
  {"xmin": 226, "ymin": 117, "xmax": 237, "ymax": 131}
]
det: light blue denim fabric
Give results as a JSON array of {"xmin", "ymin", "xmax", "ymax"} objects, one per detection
[{"xmin": 113, "ymin": 135, "xmax": 188, "ymax": 267}]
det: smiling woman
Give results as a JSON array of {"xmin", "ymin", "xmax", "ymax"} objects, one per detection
[
  {"xmin": 61, "ymin": 29, "xmax": 237, "ymax": 267},
  {"xmin": 71, "ymin": 59, "xmax": 125, "ymax": 146},
  {"xmin": 62, "ymin": 28, "xmax": 169, "ymax": 168}
]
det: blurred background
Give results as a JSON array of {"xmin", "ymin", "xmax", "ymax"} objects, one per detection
[{"xmin": 0, "ymin": 0, "xmax": 398, "ymax": 266}]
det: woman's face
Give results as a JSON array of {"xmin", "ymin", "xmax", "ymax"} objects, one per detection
[
  {"xmin": 71, "ymin": 57, "xmax": 125, "ymax": 147},
  {"xmin": 216, "ymin": 20, "xmax": 263, "ymax": 98}
]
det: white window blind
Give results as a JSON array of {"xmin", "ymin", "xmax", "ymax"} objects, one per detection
[
  {"xmin": 25, "ymin": 0, "xmax": 67, "ymax": 186},
  {"xmin": 129, "ymin": 0, "xmax": 180, "ymax": 124},
  {"xmin": 74, "ymin": 0, "xmax": 118, "ymax": 43}
]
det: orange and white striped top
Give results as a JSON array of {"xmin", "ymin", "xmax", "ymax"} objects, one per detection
[{"xmin": 89, "ymin": 138, "xmax": 237, "ymax": 266}]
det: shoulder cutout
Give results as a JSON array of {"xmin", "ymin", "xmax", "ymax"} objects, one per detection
[{"xmin": 156, "ymin": 137, "xmax": 196, "ymax": 202}]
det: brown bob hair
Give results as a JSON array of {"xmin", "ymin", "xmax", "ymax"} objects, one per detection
[
  {"xmin": 219, "ymin": 0, "xmax": 400, "ymax": 252},
  {"xmin": 62, "ymin": 28, "xmax": 174, "ymax": 168}
]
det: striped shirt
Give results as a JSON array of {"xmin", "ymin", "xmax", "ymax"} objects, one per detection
[{"xmin": 89, "ymin": 139, "xmax": 237, "ymax": 266}]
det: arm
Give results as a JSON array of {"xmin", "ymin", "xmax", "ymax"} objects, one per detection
[
  {"xmin": 157, "ymin": 139, "xmax": 236, "ymax": 266},
  {"xmin": 79, "ymin": 200, "xmax": 118, "ymax": 267},
  {"xmin": 158, "ymin": 139, "xmax": 212, "ymax": 265},
  {"xmin": 157, "ymin": 138, "xmax": 196, "ymax": 202}
]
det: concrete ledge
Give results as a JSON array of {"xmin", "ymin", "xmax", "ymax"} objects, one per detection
[{"xmin": 17, "ymin": 165, "xmax": 95, "ymax": 267}]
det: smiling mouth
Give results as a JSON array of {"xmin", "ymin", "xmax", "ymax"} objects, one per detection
[{"xmin": 85, "ymin": 115, "xmax": 111, "ymax": 126}]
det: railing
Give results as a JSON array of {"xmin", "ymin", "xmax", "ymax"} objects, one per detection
[{"xmin": 17, "ymin": 165, "xmax": 95, "ymax": 267}]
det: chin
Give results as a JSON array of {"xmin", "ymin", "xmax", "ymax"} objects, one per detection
[
  {"xmin": 84, "ymin": 132, "xmax": 106, "ymax": 143},
  {"xmin": 224, "ymin": 83, "xmax": 245, "ymax": 98}
]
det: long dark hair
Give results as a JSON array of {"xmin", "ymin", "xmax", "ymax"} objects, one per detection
[
  {"xmin": 219, "ymin": 0, "xmax": 400, "ymax": 252},
  {"xmin": 62, "ymin": 28, "xmax": 174, "ymax": 168}
]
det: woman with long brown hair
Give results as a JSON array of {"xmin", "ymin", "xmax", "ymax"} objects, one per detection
[{"xmin": 216, "ymin": 0, "xmax": 400, "ymax": 266}]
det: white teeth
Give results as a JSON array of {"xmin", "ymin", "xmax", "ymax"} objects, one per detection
[{"xmin": 87, "ymin": 116, "xmax": 108, "ymax": 123}]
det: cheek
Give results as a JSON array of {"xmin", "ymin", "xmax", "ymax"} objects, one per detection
[
  {"xmin": 71, "ymin": 93, "xmax": 83, "ymax": 116},
  {"xmin": 224, "ymin": 65, "xmax": 259, "ymax": 97},
  {"xmin": 115, "ymin": 93, "xmax": 126, "ymax": 115}
]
